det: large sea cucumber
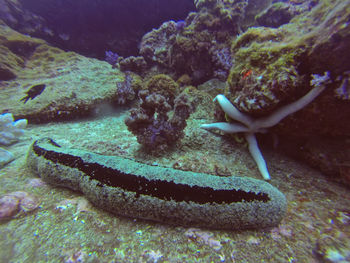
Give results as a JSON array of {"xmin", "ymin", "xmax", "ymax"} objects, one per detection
[{"xmin": 26, "ymin": 138, "xmax": 287, "ymax": 230}]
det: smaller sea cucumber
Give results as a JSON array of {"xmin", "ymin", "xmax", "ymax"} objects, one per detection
[{"xmin": 26, "ymin": 138, "xmax": 287, "ymax": 230}]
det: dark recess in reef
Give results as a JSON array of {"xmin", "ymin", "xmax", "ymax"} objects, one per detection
[{"xmin": 10, "ymin": 0, "xmax": 196, "ymax": 59}]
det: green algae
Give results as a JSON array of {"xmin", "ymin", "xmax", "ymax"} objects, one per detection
[{"xmin": 145, "ymin": 74, "xmax": 180, "ymax": 99}]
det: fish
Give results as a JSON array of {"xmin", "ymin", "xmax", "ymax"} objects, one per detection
[{"xmin": 20, "ymin": 84, "xmax": 46, "ymax": 104}]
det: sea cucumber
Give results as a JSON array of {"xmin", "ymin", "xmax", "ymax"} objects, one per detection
[{"xmin": 26, "ymin": 138, "xmax": 287, "ymax": 230}]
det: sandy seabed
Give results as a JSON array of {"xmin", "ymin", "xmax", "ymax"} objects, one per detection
[{"xmin": 0, "ymin": 111, "xmax": 349, "ymax": 263}]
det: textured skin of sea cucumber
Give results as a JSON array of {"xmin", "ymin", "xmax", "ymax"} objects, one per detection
[{"xmin": 26, "ymin": 138, "xmax": 287, "ymax": 230}]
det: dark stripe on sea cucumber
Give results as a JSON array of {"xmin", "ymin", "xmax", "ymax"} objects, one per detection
[{"xmin": 32, "ymin": 139, "xmax": 269, "ymax": 204}]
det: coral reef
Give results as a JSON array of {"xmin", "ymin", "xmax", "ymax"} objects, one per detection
[
  {"xmin": 194, "ymin": 0, "xmax": 249, "ymax": 28},
  {"xmin": 228, "ymin": 26, "xmax": 304, "ymax": 113},
  {"xmin": 210, "ymin": 46, "xmax": 233, "ymax": 80},
  {"xmin": 211, "ymin": 0, "xmax": 350, "ymax": 182},
  {"xmin": 125, "ymin": 74, "xmax": 194, "ymax": 151},
  {"xmin": 256, "ymin": 2, "xmax": 294, "ymax": 28},
  {"xmin": 140, "ymin": 21, "xmax": 178, "ymax": 68},
  {"xmin": 145, "ymin": 74, "xmax": 180, "ymax": 101},
  {"xmin": 135, "ymin": 0, "xmax": 272, "ymax": 85},
  {"xmin": 119, "ymin": 56, "xmax": 147, "ymax": 75},
  {"xmin": 139, "ymin": 0, "xmax": 257, "ymax": 84}
]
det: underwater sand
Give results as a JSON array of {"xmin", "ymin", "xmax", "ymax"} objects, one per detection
[{"xmin": 0, "ymin": 111, "xmax": 349, "ymax": 262}]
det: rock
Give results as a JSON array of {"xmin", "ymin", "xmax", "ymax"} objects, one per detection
[
  {"xmin": 255, "ymin": 2, "xmax": 294, "ymax": 28},
  {"xmin": 0, "ymin": 191, "xmax": 40, "ymax": 220},
  {"xmin": 0, "ymin": 23, "xmax": 124, "ymax": 123},
  {"xmin": 0, "ymin": 194, "xmax": 20, "ymax": 220},
  {"xmin": 255, "ymin": 1, "xmax": 317, "ymax": 28},
  {"xmin": 314, "ymin": 235, "xmax": 350, "ymax": 263},
  {"xmin": 277, "ymin": 136, "xmax": 350, "ymax": 186},
  {"xmin": 0, "ymin": 113, "xmax": 27, "ymax": 145},
  {"xmin": 0, "ymin": 147, "xmax": 15, "ymax": 167}
]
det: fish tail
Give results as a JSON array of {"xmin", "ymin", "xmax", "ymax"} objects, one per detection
[{"xmin": 20, "ymin": 96, "xmax": 30, "ymax": 104}]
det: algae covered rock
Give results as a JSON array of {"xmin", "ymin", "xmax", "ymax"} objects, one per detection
[
  {"xmin": 0, "ymin": 23, "xmax": 123, "ymax": 123},
  {"xmin": 194, "ymin": 0, "xmax": 249, "ymax": 27},
  {"xmin": 0, "ymin": 148, "xmax": 15, "ymax": 168},
  {"xmin": 255, "ymin": 1, "xmax": 317, "ymax": 28},
  {"xmin": 228, "ymin": 26, "xmax": 304, "ymax": 113},
  {"xmin": 140, "ymin": 21, "xmax": 178, "ymax": 68},
  {"xmin": 225, "ymin": 0, "xmax": 350, "ymax": 138},
  {"xmin": 0, "ymin": 113, "xmax": 27, "ymax": 146},
  {"xmin": 0, "ymin": 21, "xmax": 42, "ymax": 81},
  {"xmin": 145, "ymin": 74, "xmax": 180, "ymax": 101}
]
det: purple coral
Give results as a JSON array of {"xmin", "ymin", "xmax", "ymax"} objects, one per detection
[
  {"xmin": 116, "ymin": 72, "xmax": 135, "ymax": 105},
  {"xmin": 211, "ymin": 47, "xmax": 233, "ymax": 80},
  {"xmin": 105, "ymin": 50, "xmax": 119, "ymax": 67},
  {"xmin": 125, "ymin": 90, "xmax": 194, "ymax": 152}
]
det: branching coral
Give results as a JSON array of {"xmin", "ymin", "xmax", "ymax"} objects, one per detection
[
  {"xmin": 125, "ymin": 74, "xmax": 194, "ymax": 151},
  {"xmin": 125, "ymin": 90, "xmax": 194, "ymax": 151},
  {"xmin": 115, "ymin": 72, "xmax": 135, "ymax": 105}
]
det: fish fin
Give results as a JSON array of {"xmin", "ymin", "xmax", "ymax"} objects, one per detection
[{"xmin": 20, "ymin": 96, "xmax": 30, "ymax": 104}]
